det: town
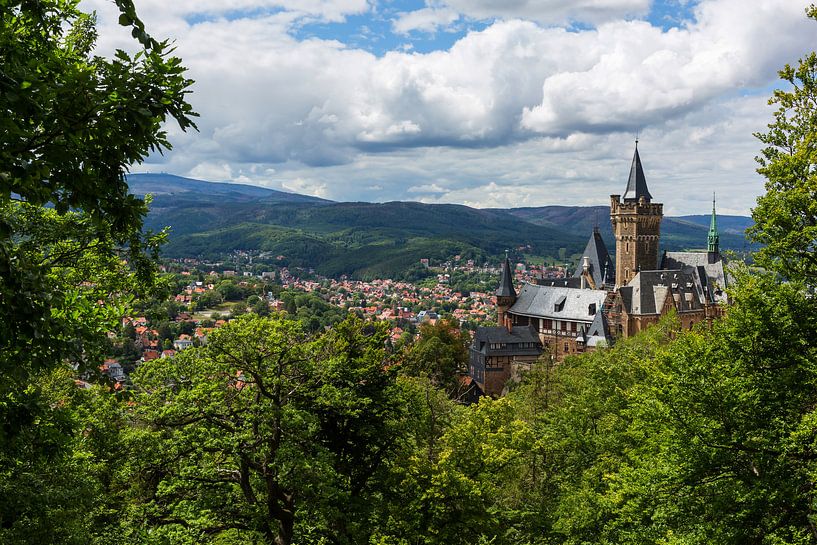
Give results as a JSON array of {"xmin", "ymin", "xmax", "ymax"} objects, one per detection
[{"xmin": 96, "ymin": 252, "xmax": 574, "ymax": 390}]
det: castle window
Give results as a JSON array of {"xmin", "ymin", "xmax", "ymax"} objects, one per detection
[{"xmin": 626, "ymin": 242, "xmax": 630, "ymax": 252}]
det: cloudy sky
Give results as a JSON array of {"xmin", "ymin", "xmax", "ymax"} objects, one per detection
[{"xmin": 81, "ymin": 0, "xmax": 815, "ymax": 215}]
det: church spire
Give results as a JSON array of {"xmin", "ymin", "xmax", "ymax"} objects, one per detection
[
  {"xmin": 707, "ymin": 193, "xmax": 720, "ymax": 256},
  {"xmin": 622, "ymin": 140, "xmax": 653, "ymax": 203}
]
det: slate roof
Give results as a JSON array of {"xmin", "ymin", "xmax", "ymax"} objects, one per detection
[
  {"xmin": 661, "ymin": 251, "xmax": 710, "ymax": 268},
  {"xmin": 661, "ymin": 252, "xmax": 728, "ymax": 302},
  {"xmin": 572, "ymin": 227, "xmax": 615, "ymax": 288},
  {"xmin": 569, "ymin": 309, "xmax": 612, "ymax": 347},
  {"xmin": 586, "ymin": 310, "xmax": 610, "ymax": 340},
  {"xmin": 472, "ymin": 325, "xmax": 543, "ymax": 357},
  {"xmin": 509, "ymin": 283, "xmax": 607, "ymax": 322},
  {"xmin": 496, "ymin": 257, "xmax": 516, "ymax": 298},
  {"xmin": 537, "ymin": 277, "xmax": 583, "ymax": 288},
  {"xmin": 621, "ymin": 269, "xmax": 705, "ymax": 315},
  {"xmin": 622, "ymin": 144, "xmax": 653, "ymax": 203}
]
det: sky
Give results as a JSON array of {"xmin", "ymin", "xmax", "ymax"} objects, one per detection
[{"xmin": 80, "ymin": 0, "xmax": 816, "ymax": 215}]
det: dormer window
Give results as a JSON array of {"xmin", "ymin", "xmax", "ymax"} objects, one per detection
[
  {"xmin": 588, "ymin": 303, "xmax": 596, "ymax": 316},
  {"xmin": 554, "ymin": 295, "xmax": 566, "ymax": 312}
]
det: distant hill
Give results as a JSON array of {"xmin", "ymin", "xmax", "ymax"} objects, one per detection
[
  {"xmin": 131, "ymin": 176, "xmax": 753, "ymax": 279},
  {"xmin": 128, "ymin": 173, "xmax": 330, "ymax": 204},
  {"xmin": 502, "ymin": 205, "xmax": 752, "ymax": 254},
  {"xmin": 676, "ymin": 214, "xmax": 754, "ymax": 235}
]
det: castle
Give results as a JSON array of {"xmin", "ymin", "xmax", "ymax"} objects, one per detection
[{"xmin": 468, "ymin": 143, "xmax": 728, "ymax": 397}]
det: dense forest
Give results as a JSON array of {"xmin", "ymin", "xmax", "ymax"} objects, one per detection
[{"xmin": 4, "ymin": 1, "xmax": 817, "ymax": 545}]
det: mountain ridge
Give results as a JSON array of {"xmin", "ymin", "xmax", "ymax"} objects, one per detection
[{"xmin": 131, "ymin": 175, "xmax": 753, "ymax": 279}]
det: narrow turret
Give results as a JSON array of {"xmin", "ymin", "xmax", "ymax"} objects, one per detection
[
  {"xmin": 496, "ymin": 254, "xmax": 517, "ymax": 329},
  {"xmin": 707, "ymin": 193, "xmax": 720, "ymax": 263}
]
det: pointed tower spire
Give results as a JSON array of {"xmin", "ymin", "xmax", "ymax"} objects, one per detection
[
  {"xmin": 496, "ymin": 253, "xmax": 516, "ymax": 298},
  {"xmin": 610, "ymin": 141, "xmax": 663, "ymax": 286},
  {"xmin": 622, "ymin": 140, "xmax": 652, "ymax": 203},
  {"xmin": 707, "ymin": 193, "xmax": 720, "ymax": 258},
  {"xmin": 495, "ymin": 253, "xmax": 517, "ymax": 330}
]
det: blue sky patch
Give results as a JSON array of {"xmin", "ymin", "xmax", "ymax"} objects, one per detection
[{"xmin": 285, "ymin": 0, "xmax": 702, "ymax": 56}]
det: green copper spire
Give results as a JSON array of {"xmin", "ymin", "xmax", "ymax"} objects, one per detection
[{"xmin": 707, "ymin": 193, "xmax": 719, "ymax": 254}]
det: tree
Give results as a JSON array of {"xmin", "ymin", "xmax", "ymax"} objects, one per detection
[
  {"xmin": 196, "ymin": 289, "xmax": 224, "ymax": 309},
  {"xmin": 217, "ymin": 280, "xmax": 246, "ymax": 302},
  {"xmin": 0, "ymin": 0, "xmax": 195, "ymax": 539},
  {"xmin": 750, "ymin": 6, "xmax": 817, "ymax": 284},
  {"xmin": 399, "ymin": 318, "xmax": 470, "ymax": 398},
  {"xmin": 127, "ymin": 315, "xmax": 404, "ymax": 544},
  {"xmin": 490, "ymin": 271, "xmax": 817, "ymax": 545},
  {"xmin": 0, "ymin": 0, "xmax": 196, "ymax": 381}
]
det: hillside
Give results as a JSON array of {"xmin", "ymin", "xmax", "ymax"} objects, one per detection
[
  {"xmin": 503, "ymin": 205, "xmax": 752, "ymax": 253},
  {"xmin": 149, "ymin": 199, "xmax": 588, "ymax": 278},
  {"xmin": 128, "ymin": 173, "xmax": 330, "ymax": 204},
  {"xmin": 676, "ymin": 214, "xmax": 754, "ymax": 235},
  {"xmin": 134, "ymin": 176, "xmax": 752, "ymax": 278}
]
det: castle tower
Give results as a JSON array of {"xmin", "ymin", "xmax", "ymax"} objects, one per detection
[
  {"xmin": 610, "ymin": 142, "xmax": 663, "ymax": 287},
  {"xmin": 496, "ymin": 254, "xmax": 517, "ymax": 329},
  {"xmin": 707, "ymin": 193, "xmax": 720, "ymax": 264}
]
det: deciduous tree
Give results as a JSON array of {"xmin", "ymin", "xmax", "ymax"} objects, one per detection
[
  {"xmin": 750, "ymin": 6, "xmax": 817, "ymax": 284},
  {"xmin": 127, "ymin": 315, "xmax": 403, "ymax": 545}
]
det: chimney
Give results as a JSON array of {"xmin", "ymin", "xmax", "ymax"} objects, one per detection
[{"xmin": 581, "ymin": 256, "xmax": 590, "ymax": 289}]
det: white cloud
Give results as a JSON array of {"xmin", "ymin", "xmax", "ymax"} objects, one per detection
[
  {"xmin": 392, "ymin": 7, "xmax": 461, "ymax": 35},
  {"xmin": 522, "ymin": 0, "xmax": 811, "ymax": 135},
  {"xmin": 188, "ymin": 161, "xmax": 234, "ymax": 181},
  {"xmin": 407, "ymin": 183, "xmax": 446, "ymax": 193},
  {"xmin": 438, "ymin": 0, "xmax": 651, "ymax": 25},
  {"xmin": 83, "ymin": 0, "xmax": 817, "ymax": 214},
  {"xmin": 280, "ymin": 177, "xmax": 330, "ymax": 198},
  {"xmin": 83, "ymin": 0, "xmax": 369, "ymax": 23}
]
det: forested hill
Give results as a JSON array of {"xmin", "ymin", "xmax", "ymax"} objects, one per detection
[
  {"xmin": 133, "ymin": 175, "xmax": 753, "ymax": 278},
  {"xmin": 129, "ymin": 173, "xmax": 331, "ymax": 204},
  {"xmin": 502, "ymin": 205, "xmax": 753, "ymax": 253}
]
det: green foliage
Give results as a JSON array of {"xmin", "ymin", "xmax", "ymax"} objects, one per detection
[
  {"xmin": 502, "ymin": 271, "xmax": 817, "ymax": 545},
  {"xmin": 399, "ymin": 319, "xmax": 470, "ymax": 397},
  {"xmin": 0, "ymin": 203, "xmax": 141, "ymax": 381},
  {"xmin": 0, "ymin": 0, "xmax": 195, "ymax": 540},
  {"xmin": 217, "ymin": 279, "xmax": 249, "ymax": 302},
  {"xmin": 125, "ymin": 314, "xmax": 404, "ymax": 545},
  {"xmin": 0, "ymin": 367, "xmax": 131, "ymax": 545},
  {"xmin": 277, "ymin": 289, "xmax": 346, "ymax": 332},
  {"xmin": 374, "ymin": 391, "xmax": 533, "ymax": 545},
  {"xmin": 750, "ymin": 6, "xmax": 817, "ymax": 284},
  {"xmin": 0, "ymin": 0, "xmax": 195, "ymax": 381},
  {"xmin": 445, "ymin": 269, "xmax": 498, "ymax": 294}
]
